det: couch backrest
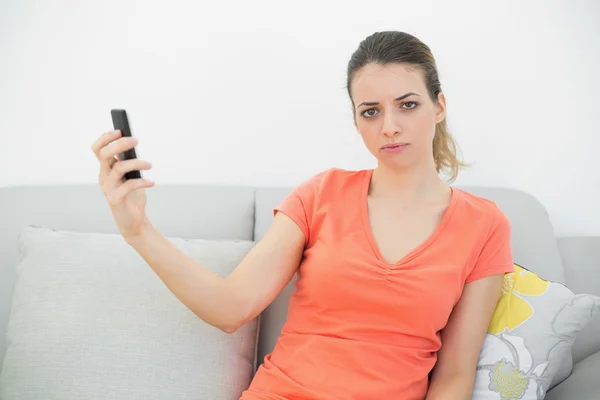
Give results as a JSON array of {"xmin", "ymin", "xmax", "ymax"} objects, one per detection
[{"xmin": 0, "ymin": 183, "xmax": 572, "ymax": 373}]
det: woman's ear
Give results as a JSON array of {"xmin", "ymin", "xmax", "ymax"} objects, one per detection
[{"xmin": 435, "ymin": 92, "xmax": 447, "ymax": 124}]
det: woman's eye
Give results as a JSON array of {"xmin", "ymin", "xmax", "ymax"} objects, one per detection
[
  {"xmin": 361, "ymin": 109, "xmax": 378, "ymax": 118},
  {"xmin": 361, "ymin": 102, "xmax": 418, "ymax": 118}
]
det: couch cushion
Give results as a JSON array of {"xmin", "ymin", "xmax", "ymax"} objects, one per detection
[
  {"xmin": 0, "ymin": 184, "xmax": 255, "ymax": 371},
  {"xmin": 0, "ymin": 226, "xmax": 258, "ymax": 400},
  {"xmin": 472, "ymin": 264, "xmax": 600, "ymax": 398},
  {"xmin": 253, "ymin": 185, "xmax": 568, "ymax": 366}
]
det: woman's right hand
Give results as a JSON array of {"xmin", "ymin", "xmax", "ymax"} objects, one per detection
[{"xmin": 91, "ymin": 130, "xmax": 155, "ymax": 240}]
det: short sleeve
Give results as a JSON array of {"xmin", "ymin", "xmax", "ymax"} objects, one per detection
[
  {"xmin": 273, "ymin": 170, "xmax": 326, "ymax": 246},
  {"xmin": 466, "ymin": 205, "xmax": 515, "ymax": 283}
]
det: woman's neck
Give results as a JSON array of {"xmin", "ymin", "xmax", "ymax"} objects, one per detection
[{"xmin": 369, "ymin": 162, "xmax": 449, "ymax": 206}]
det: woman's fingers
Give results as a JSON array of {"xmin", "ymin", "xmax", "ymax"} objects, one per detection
[
  {"xmin": 108, "ymin": 158, "xmax": 153, "ymax": 185},
  {"xmin": 106, "ymin": 177, "xmax": 155, "ymax": 206}
]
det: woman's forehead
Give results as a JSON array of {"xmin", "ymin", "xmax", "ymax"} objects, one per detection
[{"xmin": 351, "ymin": 64, "xmax": 424, "ymax": 102}]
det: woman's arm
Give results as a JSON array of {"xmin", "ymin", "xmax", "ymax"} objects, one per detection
[
  {"xmin": 425, "ymin": 273, "xmax": 504, "ymax": 400},
  {"xmin": 127, "ymin": 211, "xmax": 305, "ymax": 334}
]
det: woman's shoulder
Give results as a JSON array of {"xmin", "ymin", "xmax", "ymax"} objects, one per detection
[{"xmin": 453, "ymin": 188, "xmax": 510, "ymax": 229}]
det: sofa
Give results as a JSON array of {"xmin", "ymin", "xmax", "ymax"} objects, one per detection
[{"xmin": 0, "ymin": 183, "xmax": 598, "ymax": 399}]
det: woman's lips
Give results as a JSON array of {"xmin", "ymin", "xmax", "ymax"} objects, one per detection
[{"xmin": 381, "ymin": 143, "xmax": 409, "ymax": 153}]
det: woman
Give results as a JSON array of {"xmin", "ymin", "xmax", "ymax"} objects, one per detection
[{"xmin": 91, "ymin": 31, "xmax": 514, "ymax": 399}]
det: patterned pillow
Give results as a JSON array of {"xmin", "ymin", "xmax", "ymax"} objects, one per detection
[{"xmin": 472, "ymin": 264, "xmax": 600, "ymax": 400}]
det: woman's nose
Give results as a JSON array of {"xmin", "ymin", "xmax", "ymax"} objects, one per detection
[{"xmin": 381, "ymin": 112, "xmax": 401, "ymax": 137}]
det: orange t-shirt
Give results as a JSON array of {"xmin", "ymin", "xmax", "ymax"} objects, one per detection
[{"xmin": 240, "ymin": 168, "xmax": 514, "ymax": 400}]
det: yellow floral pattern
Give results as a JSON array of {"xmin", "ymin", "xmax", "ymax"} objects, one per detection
[
  {"xmin": 488, "ymin": 264, "xmax": 550, "ymax": 335},
  {"xmin": 489, "ymin": 360, "xmax": 530, "ymax": 399}
]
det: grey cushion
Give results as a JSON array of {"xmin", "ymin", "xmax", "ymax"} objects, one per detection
[
  {"xmin": 0, "ymin": 226, "xmax": 258, "ymax": 400},
  {"xmin": 0, "ymin": 184, "xmax": 255, "ymax": 371}
]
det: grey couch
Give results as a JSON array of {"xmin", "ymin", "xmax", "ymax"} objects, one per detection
[{"xmin": 0, "ymin": 183, "xmax": 598, "ymax": 398}]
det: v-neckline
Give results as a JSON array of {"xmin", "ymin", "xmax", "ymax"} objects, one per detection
[{"xmin": 359, "ymin": 169, "xmax": 459, "ymax": 267}]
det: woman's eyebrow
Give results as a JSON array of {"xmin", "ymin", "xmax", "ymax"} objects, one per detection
[{"xmin": 357, "ymin": 92, "xmax": 420, "ymax": 108}]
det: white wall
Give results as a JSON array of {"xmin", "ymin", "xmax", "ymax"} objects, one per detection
[{"xmin": 1, "ymin": 0, "xmax": 598, "ymax": 236}]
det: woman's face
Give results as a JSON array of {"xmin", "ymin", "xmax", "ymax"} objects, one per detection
[{"xmin": 350, "ymin": 63, "xmax": 446, "ymax": 171}]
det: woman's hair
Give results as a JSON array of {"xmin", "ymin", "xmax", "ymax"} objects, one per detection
[{"xmin": 346, "ymin": 31, "xmax": 466, "ymax": 182}]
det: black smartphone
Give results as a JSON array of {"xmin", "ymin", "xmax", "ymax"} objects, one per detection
[{"xmin": 110, "ymin": 109, "xmax": 142, "ymax": 180}]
